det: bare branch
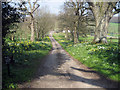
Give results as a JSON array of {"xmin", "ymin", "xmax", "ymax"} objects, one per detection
[
  {"xmin": 28, "ymin": 0, "xmax": 32, "ymax": 12},
  {"xmin": 33, "ymin": 0, "xmax": 38, "ymax": 10},
  {"xmin": 70, "ymin": 0, "xmax": 76, "ymax": 7},
  {"xmin": 20, "ymin": 0, "xmax": 29, "ymax": 13},
  {"xmin": 32, "ymin": 4, "xmax": 40, "ymax": 13},
  {"xmin": 23, "ymin": 4, "xmax": 29, "ymax": 13}
]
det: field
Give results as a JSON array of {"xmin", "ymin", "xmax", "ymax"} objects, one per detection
[
  {"xmin": 53, "ymin": 33, "xmax": 119, "ymax": 82},
  {"xmin": 108, "ymin": 23, "xmax": 119, "ymax": 37}
]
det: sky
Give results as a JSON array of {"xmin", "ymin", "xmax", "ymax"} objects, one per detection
[
  {"xmin": 39, "ymin": 2, "xmax": 64, "ymax": 15},
  {"xmin": 38, "ymin": 0, "xmax": 66, "ymax": 15},
  {"xmin": 10, "ymin": 0, "xmax": 119, "ymax": 16},
  {"xmin": 37, "ymin": 0, "xmax": 119, "ymax": 16},
  {"xmin": 10, "ymin": 0, "xmax": 66, "ymax": 15}
]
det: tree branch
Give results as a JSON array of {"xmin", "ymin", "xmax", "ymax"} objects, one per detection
[
  {"xmin": 32, "ymin": 4, "xmax": 40, "ymax": 13},
  {"xmin": 33, "ymin": 0, "xmax": 38, "ymax": 10},
  {"xmin": 28, "ymin": 0, "xmax": 32, "ymax": 12}
]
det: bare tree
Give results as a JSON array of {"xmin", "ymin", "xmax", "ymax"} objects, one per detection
[
  {"xmin": 58, "ymin": 5, "xmax": 75, "ymax": 41},
  {"xmin": 20, "ymin": 0, "xmax": 40, "ymax": 41},
  {"xmin": 34, "ymin": 7, "xmax": 56, "ymax": 40},
  {"xmin": 59, "ymin": 0, "xmax": 93, "ymax": 44}
]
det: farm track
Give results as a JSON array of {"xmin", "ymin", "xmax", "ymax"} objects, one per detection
[{"xmin": 18, "ymin": 31, "xmax": 119, "ymax": 88}]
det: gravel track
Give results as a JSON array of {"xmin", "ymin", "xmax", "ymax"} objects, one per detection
[{"xmin": 18, "ymin": 32, "xmax": 119, "ymax": 89}]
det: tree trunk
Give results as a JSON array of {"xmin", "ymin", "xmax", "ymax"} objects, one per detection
[
  {"xmin": 36, "ymin": 28, "xmax": 39, "ymax": 40},
  {"xmin": 42, "ymin": 30, "xmax": 44, "ymax": 40},
  {"xmin": 77, "ymin": 31, "xmax": 79, "ymax": 41},
  {"xmin": 30, "ymin": 18, "xmax": 35, "ymax": 41},
  {"xmin": 36, "ymin": 27, "xmax": 38, "ymax": 40},
  {"xmin": 89, "ymin": 2, "xmax": 115, "ymax": 44},
  {"xmin": 36, "ymin": 32, "xmax": 39, "ymax": 40},
  {"xmin": 10, "ymin": 54, "xmax": 14, "ymax": 64},
  {"xmin": 92, "ymin": 17, "xmax": 109, "ymax": 43},
  {"xmin": 11, "ymin": 34, "xmax": 14, "ymax": 41},
  {"xmin": 74, "ymin": 27, "xmax": 78, "ymax": 44},
  {"xmin": 74, "ymin": 22, "xmax": 78, "ymax": 44},
  {"xmin": 92, "ymin": 2, "xmax": 114, "ymax": 43},
  {"xmin": 65, "ymin": 28, "xmax": 69, "ymax": 40},
  {"xmin": 70, "ymin": 31, "xmax": 74, "ymax": 41}
]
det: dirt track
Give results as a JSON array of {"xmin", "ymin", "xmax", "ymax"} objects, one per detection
[{"xmin": 19, "ymin": 31, "xmax": 119, "ymax": 88}]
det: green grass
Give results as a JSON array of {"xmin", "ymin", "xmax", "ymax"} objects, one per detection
[
  {"xmin": 108, "ymin": 23, "xmax": 119, "ymax": 37},
  {"xmin": 78, "ymin": 35, "xmax": 118, "ymax": 43},
  {"xmin": 53, "ymin": 33, "xmax": 120, "ymax": 82},
  {"xmin": 2, "ymin": 36, "xmax": 52, "ymax": 89}
]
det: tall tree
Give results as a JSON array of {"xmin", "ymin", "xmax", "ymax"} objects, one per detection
[
  {"xmin": 59, "ymin": 0, "xmax": 93, "ymax": 43},
  {"xmin": 67, "ymin": 0, "xmax": 80, "ymax": 44},
  {"xmin": 88, "ymin": 1, "xmax": 120, "ymax": 43},
  {"xmin": 2, "ymin": 2, "xmax": 21, "ymax": 43},
  {"xmin": 58, "ymin": 5, "xmax": 75, "ymax": 41},
  {"xmin": 20, "ymin": 0, "xmax": 40, "ymax": 41},
  {"xmin": 34, "ymin": 7, "xmax": 56, "ymax": 40}
]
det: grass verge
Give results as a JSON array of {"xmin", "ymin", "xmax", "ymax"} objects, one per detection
[
  {"xmin": 53, "ymin": 33, "xmax": 120, "ymax": 82},
  {"xmin": 2, "ymin": 36, "xmax": 52, "ymax": 89}
]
